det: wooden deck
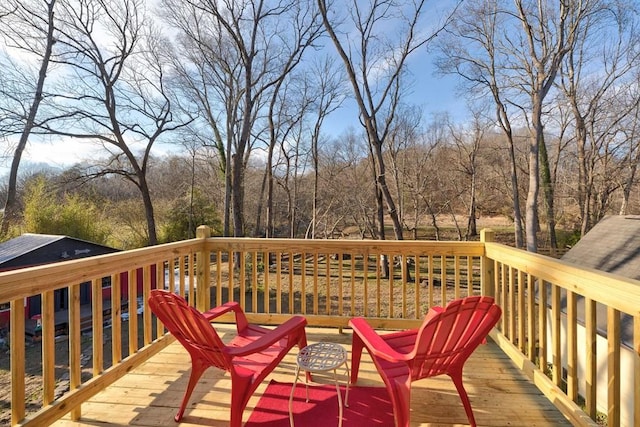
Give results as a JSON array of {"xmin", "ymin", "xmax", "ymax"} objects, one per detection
[{"xmin": 51, "ymin": 326, "xmax": 571, "ymax": 427}]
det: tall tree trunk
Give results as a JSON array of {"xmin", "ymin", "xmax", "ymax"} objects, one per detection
[
  {"xmin": 539, "ymin": 135, "xmax": 557, "ymax": 254},
  {"xmin": 138, "ymin": 175, "xmax": 158, "ymax": 245},
  {"xmin": 1, "ymin": 0, "xmax": 55, "ymax": 237},
  {"xmin": 526, "ymin": 101, "xmax": 543, "ymax": 253},
  {"xmin": 466, "ymin": 171, "xmax": 477, "ymax": 239},
  {"xmin": 231, "ymin": 153, "xmax": 245, "ymax": 237},
  {"xmin": 223, "ymin": 139, "xmax": 232, "ymax": 237}
]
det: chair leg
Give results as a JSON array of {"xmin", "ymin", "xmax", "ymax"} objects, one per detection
[
  {"xmin": 230, "ymin": 374, "xmax": 252, "ymax": 427},
  {"xmin": 350, "ymin": 333, "xmax": 364, "ymax": 384},
  {"xmin": 450, "ymin": 371, "xmax": 477, "ymax": 427},
  {"xmin": 175, "ymin": 358, "xmax": 208, "ymax": 422},
  {"xmin": 384, "ymin": 376, "xmax": 412, "ymax": 427}
]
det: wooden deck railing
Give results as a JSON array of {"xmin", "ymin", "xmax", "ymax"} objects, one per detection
[{"xmin": 0, "ymin": 226, "xmax": 638, "ymax": 426}]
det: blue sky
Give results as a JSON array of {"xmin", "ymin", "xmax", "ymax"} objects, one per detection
[{"xmin": 0, "ymin": 0, "xmax": 466, "ymax": 179}]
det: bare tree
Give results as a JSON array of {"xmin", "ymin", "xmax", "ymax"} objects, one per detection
[
  {"xmin": 619, "ymin": 98, "xmax": 640, "ymax": 215},
  {"xmin": 438, "ymin": 0, "xmax": 595, "ymax": 252},
  {"xmin": 306, "ymin": 57, "xmax": 345, "ymax": 239},
  {"xmin": 385, "ymin": 105, "xmax": 422, "ymax": 229},
  {"xmin": 162, "ymin": 0, "xmax": 323, "ymax": 238},
  {"xmin": 436, "ymin": 0, "xmax": 525, "ymax": 248},
  {"xmin": 0, "ymin": 0, "xmax": 56, "ymax": 237},
  {"xmin": 37, "ymin": 0, "xmax": 189, "ymax": 245},
  {"xmin": 448, "ymin": 108, "xmax": 491, "ymax": 239},
  {"xmin": 318, "ymin": 0, "xmax": 454, "ymax": 243},
  {"xmin": 559, "ymin": 2, "xmax": 640, "ymax": 236},
  {"xmin": 264, "ymin": 73, "xmax": 312, "ymax": 238}
]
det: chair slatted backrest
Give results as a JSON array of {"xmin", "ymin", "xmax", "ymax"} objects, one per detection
[
  {"xmin": 411, "ymin": 296, "xmax": 501, "ymax": 379},
  {"xmin": 149, "ymin": 290, "xmax": 231, "ymax": 371}
]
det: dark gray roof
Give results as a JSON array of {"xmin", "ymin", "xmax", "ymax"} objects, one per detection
[
  {"xmin": 0, "ymin": 234, "xmax": 65, "ymax": 265},
  {"xmin": 562, "ymin": 215, "xmax": 640, "ymax": 279},
  {"xmin": 560, "ymin": 215, "xmax": 640, "ymax": 348},
  {"xmin": 0, "ymin": 234, "xmax": 118, "ymax": 270}
]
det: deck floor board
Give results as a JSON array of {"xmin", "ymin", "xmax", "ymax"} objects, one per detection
[{"xmin": 52, "ymin": 326, "xmax": 571, "ymax": 426}]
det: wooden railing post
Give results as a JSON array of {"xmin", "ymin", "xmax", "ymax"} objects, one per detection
[
  {"xmin": 480, "ymin": 229, "xmax": 495, "ymax": 298},
  {"xmin": 196, "ymin": 225, "xmax": 212, "ymax": 313}
]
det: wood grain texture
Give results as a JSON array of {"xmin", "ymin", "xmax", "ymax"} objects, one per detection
[{"xmin": 51, "ymin": 326, "xmax": 571, "ymax": 427}]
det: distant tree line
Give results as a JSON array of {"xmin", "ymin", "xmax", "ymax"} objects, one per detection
[{"xmin": 1, "ymin": 0, "xmax": 639, "ymax": 253}]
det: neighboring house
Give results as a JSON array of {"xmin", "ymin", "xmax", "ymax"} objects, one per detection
[
  {"xmin": 0, "ymin": 234, "xmax": 145, "ymax": 329},
  {"xmin": 556, "ymin": 215, "xmax": 640, "ymax": 426}
]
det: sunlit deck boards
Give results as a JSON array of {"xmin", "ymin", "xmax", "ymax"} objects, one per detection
[{"xmin": 52, "ymin": 326, "xmax": 571, "ymax": 427}]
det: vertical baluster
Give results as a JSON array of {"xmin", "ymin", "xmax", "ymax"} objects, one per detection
[
  {"xmin": 350, "ymin": 253, "xmax": 356, "ymax": 317},
  {"xmin": 42, "ymin": 290, "xmax": 56, "ymax": 404},
  {"xmin": 508, "ymin": 266, "xmax": 515, "ymax": 341},
  {"xmin": 276, "ymin": 251, "xmax": 283, "ymax": 313},
  {"xmin": 264, "ymin": 252, "xmax": 270, "ymax": 314},
  {"xmin": 518, "ymin": 270, "xmax": 525, "ymax": 353},
  {"xmin": 500, "ymin": 264, "xmax": 507, "ymax": 333},
  {"xmin": 607, "ymin": 307, "xmax": 621, "ymax": 426},
  {"xmin": 584, "ymin": 297, "xmax": 596, "ymax": 419},
  {"xmin": 414, "ymin": 255, "xmax": 420, "ymax": 318},
  {"xmin": 69, "ymin": 283, "xmax": 81, "ymax": 420},
  {"xmin": 325, "ymin": 252, "xmax": 331, "ymax": 315},
  {"xmin": 252, "ymin": 251, "xmax": 258, "ymax": 313},
  {"xmin": 526, "ymin": 273, "xmax": 536, "ymax": 363},
  {"xmin": 288, "ymin": 251, "xmax": 294, "ymax": 314},
  {"xmin": 313, "ymin": 252, "xmax": 319, "ymax": 315},
  {"xmin": 538, "ymin": 279, "xmax": 547, "ymax": 371},
  {"xmin": 91, "ymin": 279, "xmax": 104, "ymax": 374},
  {"xmin": 178, "ymin": 256, "xmax": 186, "ymax": 297},
  {"xmin": 142, "ymin": 266, "xmax": 151, "ymax": 346},
  {"xmin": 567, "ymin": 291, "xmax": 577, "ymax": 401},
  {"xmin": 454, "ymin": 256, "xmax": 460, "ymax": 300},
  {"xmin": 338, "ymin": 253, "xmax": 343, "ymax": 316},
  {"xmin": 389, "ymin": 255, "xmax": 394, "ymax": 318},
  {"xmin": 111, "ymin": 272, "xmax": 122, "ymax": 365},
  {"xmin": 10, "ymin": 299, "xmax": 25, "ymax": 425},
  {"xmin": 301, "ymin": 252, "xmax": 306, "ymax": 315},
  {"xmin": 467, "ymin": 256, "xmax": 474, "ymax": 297},
  {"xmin": 440, "ymin": 256, "xmax": 447, "ymax": 306},
  {"xmin": 228, "ymin": 251, "xmax": 235, "ymax": 306},
  {"xmin": 428, "ymin": 255, "xmax": 434, "ymax": 308},
  {"xmin": 551, "ymin": 284, "xmax": 561, "ymax": 387},
  {"xmin": 401, "ymin": 254, "xmax": 407, "ymax": 319},
  {"xmin": 376, "ymin": 253, "xmax": 381, "ymax": 317},
  {"xmin": 216, "ymin": 251, "xmax": 223, "ymax": 307},
  {"xmin": 240, "ymin": 251, "xmax": 246, "ymax": 309},
  {"xmin": 155, "ymin": 264, "xmax": 164, "ymax": 338},
  {"xmin": 128, "ymin": 269, "xmax": 138, "ymax": 356},
  {"xmin": 188, "ymin": 252, "xmax": 196, "ymax": 306},
  {"xmin": 363, "ymin": 253, "xmax": 369, "ymax": 318}
]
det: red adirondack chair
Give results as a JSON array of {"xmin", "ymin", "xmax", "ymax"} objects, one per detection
[
  {"xmin": 148, "ymin": 289, "xmax": 308, "ymax": 427},
  {"xmin": 349, "ymin": 296, "xmax": 502, "ymax": 427}
]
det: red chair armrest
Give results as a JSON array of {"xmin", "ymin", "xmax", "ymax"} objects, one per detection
[
  {"xmin": 349, "ymin": 317, "xmax": 411, "ymax": 363},
  {"xmin": 227, "ymin": 316, "xmax": 307, "ymax": 357},
  {"xmin": 203, "ymin": 301, "xmax": 241, "ymax": 320},
  {"xmin": 203, "ymin": 301, "xmax": 250, "ymax": 331}
]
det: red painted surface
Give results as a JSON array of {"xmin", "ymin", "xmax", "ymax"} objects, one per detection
[
  {"xmin": 349, "ymin": 296, "xmax": 502, "ymax": 427},
  {"xmin": 148, "ymin": 290, "xmax": 308, "ymax": 427}
]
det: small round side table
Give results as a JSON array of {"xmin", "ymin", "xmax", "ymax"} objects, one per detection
[{"xmin": 288, "ymin": 342, "xmax": 350, "ymax": 427}]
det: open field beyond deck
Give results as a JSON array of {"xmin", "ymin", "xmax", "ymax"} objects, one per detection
[{"xmin": 51, "ymin": 325, "xmax": 570, "ymax": 427}]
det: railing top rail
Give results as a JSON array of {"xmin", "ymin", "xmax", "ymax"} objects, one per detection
[
  {"xmin": 485, "ymin": 241, "xmax": 640, "ymax": 316},
  {"xmin": 0, "ymin": 238, "xmax": 203, "ymax": 303},
  {"xmin": 204, "ymin": 237, "xmax": 486, "ymax": 255}
]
